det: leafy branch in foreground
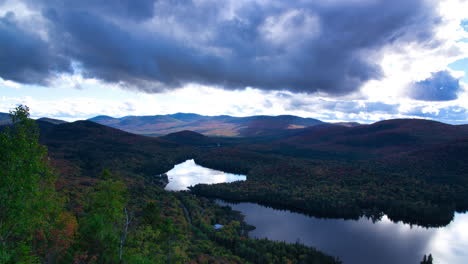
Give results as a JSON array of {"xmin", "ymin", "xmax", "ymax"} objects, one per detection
[{"xmin": 0, "ymin": 105, "xmax": 76, "ymax": 263}]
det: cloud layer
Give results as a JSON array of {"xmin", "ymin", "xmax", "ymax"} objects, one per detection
[
  {"xmin": 1, "ymin": 0, "xmax": 441, "ymax": 95},
  {"xmin": 0, "ymin": 12, "xmax": 71, "ymax": 84},
  {"xmin": 408, "ymin": 71, "xmax": 461, "ymax": 101}
]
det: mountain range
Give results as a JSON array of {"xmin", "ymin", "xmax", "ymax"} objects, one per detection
[
  {"xmin": 2, "ymin": 111, "xmax": 468, "ymax": 178},
  {"xmin": 88, "ymin": 113, "xmax": 468, "ymax": 161},
  {"xmin": 89, "ymin": 113, "xmax": 326, "ymax": 136}
]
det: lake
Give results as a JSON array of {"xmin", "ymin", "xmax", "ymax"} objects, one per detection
[
  {"xmin": 163, "ymin": 159, "xmax": 246, "ymax": 191},
  {"xmin": 164, "ymin": 160, "xmax": 468, "ymax": 264},
  {"xmin": 217, "ymin": 200, "xmax": 468, "ymax": 264}
]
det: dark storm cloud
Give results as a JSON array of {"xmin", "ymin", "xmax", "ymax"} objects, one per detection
[
  {"xmin": 30, "ymin": 0, "xmax": 157, "ymax": 21},
  {"xmin": 1, "ymin": 0, "xmax": 440, "ymax": 94},
  {"xmin": 408, "ymin": 71, "xmax": 461, "ymax": 101},
  {"xmin": 0, "ymin": 12, "xmax": 71, "ymax": 84}
]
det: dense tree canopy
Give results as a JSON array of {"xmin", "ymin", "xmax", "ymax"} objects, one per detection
[{"xmin": 0, "ymin": 105, "xmax": 340, "ymax": 263}]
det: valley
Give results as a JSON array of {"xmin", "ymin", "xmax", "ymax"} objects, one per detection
[
  {"xmin": 2, "ymin": 109, "xmax": 467, "ymax": 263},
  {"xmin": 3, "ymin": 1, "xmax": 467, "ymax": 263}
]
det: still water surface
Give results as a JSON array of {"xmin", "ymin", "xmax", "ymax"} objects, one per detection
[
  {"xmin": 164, "ymin": 159, "xmax": 246, "ymax": 191},
  {"xmin": 164, "ymin": 160, "xmax": 468, "ymax": 264},
  {"xmin": 218, "ymin": 200, "xmax": 468, "ymax": 264}
]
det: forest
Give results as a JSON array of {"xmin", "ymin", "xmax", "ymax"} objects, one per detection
[
  {"xmin": 190, "ymin": 146, "xmax": 465, "ymax": 227},
  {"xmin": 0, "ymin": 106, "xmax": 340, "ymax": 263},
  {"xmin": 1, "ymin": 105, "xmax": 459, "ymax": 263}
]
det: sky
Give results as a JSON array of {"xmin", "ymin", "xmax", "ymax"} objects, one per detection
[{"xmin": 1, "ymin": 0, "xmax": 468, "ymax": 124}]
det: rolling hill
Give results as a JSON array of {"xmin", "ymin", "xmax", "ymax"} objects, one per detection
[
  {"xmin": 160, "ymin": 130, "xmax": 218, "ymax": 146},
  {"xmin": 37, "ymin": 117, "xmax": 67, "ymax": 125},
  {"xmin": 36, "ymin": 120, "xmax": 192, "ymax": 178},
  {"xmin": 246, "ymin": 119, "xmax": 468, "ymax": 160}
]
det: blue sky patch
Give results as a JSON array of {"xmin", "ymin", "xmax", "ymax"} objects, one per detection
[{"xmin": 449, "ymin": 58, "xmax": 468, "ymax": 83}]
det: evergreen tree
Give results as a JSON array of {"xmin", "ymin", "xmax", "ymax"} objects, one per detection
[{"xmin": 421, "ymin": 254, "xmax": 434, "ymax": 264}]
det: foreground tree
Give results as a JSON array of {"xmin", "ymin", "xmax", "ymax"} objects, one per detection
[
  {"xmin": 0, "ymin": 105, "xmax": 75, "ymax": 263},
  {"xmin": 421, "ymin": 254, "xmax": 434, "ymax": 264},
  {"xmin": 78, "ymin": 170, "xmax": 128, "ymax": 263}
]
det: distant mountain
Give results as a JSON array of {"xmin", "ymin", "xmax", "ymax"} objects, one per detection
[
  {"xmin": 161, "ymin": 130, "xmax": 217, "ymax": 146},
  {"xmin": 37, "ymin": 117, "xmax": 67, "ymax": 125},
  {"xmin": 89, "ymin": 113, "xmax": 324, "ymax": 136},
  {"xmin": 0, "ymin": 112, "xmax": 11, "ymax": 125},
  {"xmin": 333, "ymin": 122, "xmax": 361, "ymax": 127}
]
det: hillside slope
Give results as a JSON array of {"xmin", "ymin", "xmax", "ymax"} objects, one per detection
[
  {"xmin": 249, "ymin": 119, "xmax": 468, "ymax": 160},
  {"xmin": 37, "ymin": 120, "xmax": 192, "ymax": 178}
]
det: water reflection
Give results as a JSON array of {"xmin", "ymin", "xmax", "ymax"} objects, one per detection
[
  {"xmin": 428, "ymin": 213, "xmax": 468, "ymax": 264},
  {"xmin": 164, "ymin": 159, "xmax": 246, "ymax": 191},
  {"xmin": 162, "ymin": 160, "xmax": 467, "ymax": 263},
  {"xmin": 218, "ymin": 201, "xmax": 468, "ymax": 264}
]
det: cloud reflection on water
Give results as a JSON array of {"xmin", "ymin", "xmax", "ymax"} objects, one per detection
[
  {"xmin": 162, "ymin": 160, "xmax": 468, "ymax": 263},
  {"xmin": 164, "ymin": 159, "xmax": 246, "ymax": 191},
  {"xmin": 219, "ymin": 201, "xmax": 468, "ymax": 264}
]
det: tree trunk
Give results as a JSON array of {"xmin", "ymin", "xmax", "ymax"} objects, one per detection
[{"xmin": 119, "ymin": 207, "xmax": 131, "ymax": 262}]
